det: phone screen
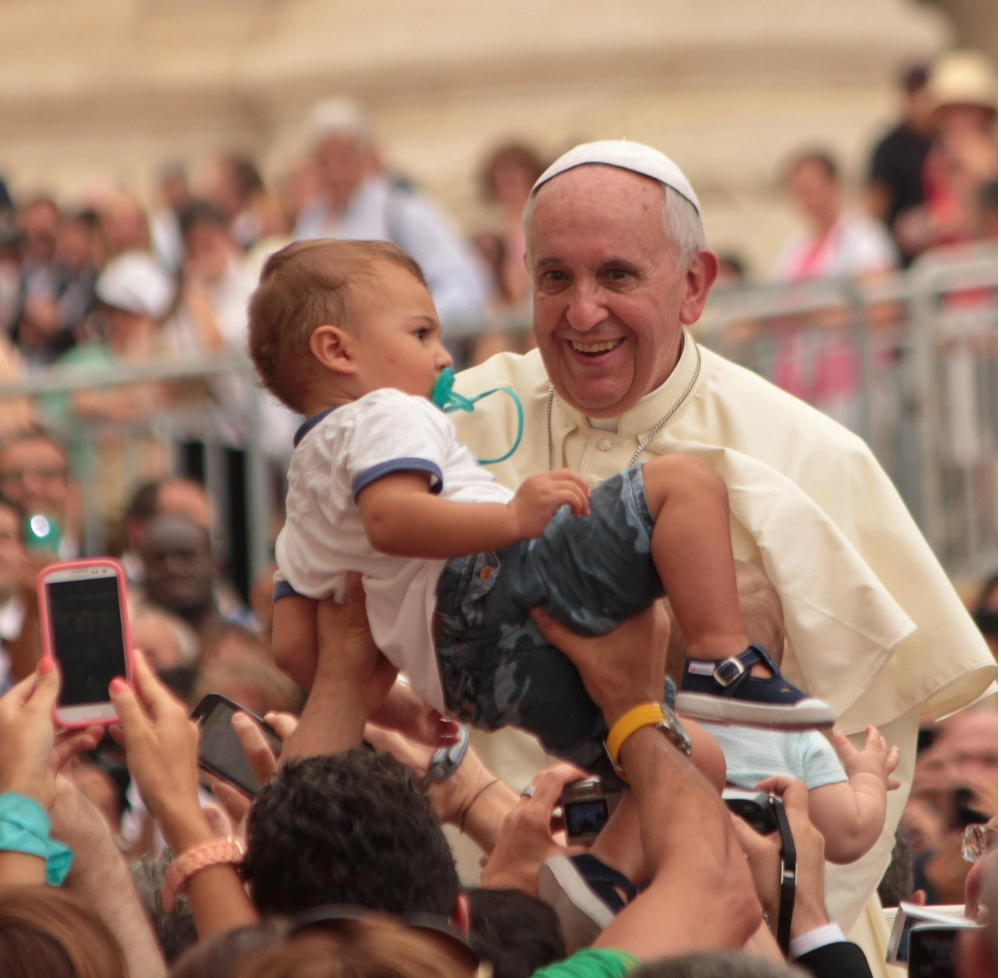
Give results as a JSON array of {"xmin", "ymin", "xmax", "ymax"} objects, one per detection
[
  {"xmin": 198, "ymin": 701, "xmax": 264, "ymax": 795},
  {"xmin": 46, "ymin": 576, "xmax": 127, "ymax": 706},
  {"xmin": 908, "ymin": 926, "xmax": 959, "ymax": 978}
]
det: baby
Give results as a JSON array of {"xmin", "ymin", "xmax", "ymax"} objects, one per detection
[
  {"xmin": 674, "ymin": 561, "xmax": 900, "ymax": 863},
  {"xmin": 249, "ymin": 239, "xmax": 833, "ymax": 778}
]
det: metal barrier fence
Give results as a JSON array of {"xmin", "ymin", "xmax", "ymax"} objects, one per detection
[
  {"xmin": 698, "ymin": 245, "xmax": 998, "ymax": 580},
  {"xmin": 0, "ymin": 247, "xmax": 996, "ymax": 590}
]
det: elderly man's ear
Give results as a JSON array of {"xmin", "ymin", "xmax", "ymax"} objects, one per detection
[
  {"xmin": 679, "ymin": 249, "xmax": 720, "ymax": 327},
  {"xmin": 309, "ymin": 325, "xmax": 356, "ymax": 375}
]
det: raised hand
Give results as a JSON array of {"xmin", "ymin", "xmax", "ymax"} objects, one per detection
[
  {"xmin": 834, "ymin": 725, "xmax": 901, "ymax": 791},
  {"xmin": 0, "ymin": 659, "xmax": 101, "ymax": 809}
]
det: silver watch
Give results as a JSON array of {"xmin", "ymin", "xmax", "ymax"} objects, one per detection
[{"xmin": 605, "ymin": 704, "xmax": 692, "ymax": 780}]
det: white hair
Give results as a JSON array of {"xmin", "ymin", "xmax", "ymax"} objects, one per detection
[{"xmin": 522, "ymin": 173, "xmax": 705, "ymax": 268}]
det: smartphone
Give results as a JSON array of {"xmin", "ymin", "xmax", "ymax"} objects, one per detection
[
  {"xmin": 38, "ymin": 558, "xmax": 132, "ymax": 727},
  {"xmin": 907, "ymin": 924, "xmax": 961, "ymax": 978},
  {"xmin": 191, "ymin": 693, "xmax": 282, "ymax": 797},
  {"xmin": 887, "ymin": 901, "xmax": 972, "ymax": 967}
]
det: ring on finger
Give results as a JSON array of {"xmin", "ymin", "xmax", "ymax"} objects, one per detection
[{"xmin": 520, "ymin": 785, "xmax": 537, "ymax": 799}]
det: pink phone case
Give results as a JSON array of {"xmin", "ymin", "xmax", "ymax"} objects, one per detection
[{"xmin": 38, "ymin": 557, "xmax": 134, "ymax": 728}]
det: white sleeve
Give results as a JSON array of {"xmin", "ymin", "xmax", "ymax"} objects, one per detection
[
  {"xmin": 343, "ymin": 391, "xmax": 455, "ymax": 500},
  {"xmin": 842, "ymin": 217, "xmax": 899, "ymax": 276}
]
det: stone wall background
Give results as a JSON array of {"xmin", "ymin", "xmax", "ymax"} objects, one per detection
[{"xmin": 1, "ymin": 0, "xmax": 989, "ymax": 273}]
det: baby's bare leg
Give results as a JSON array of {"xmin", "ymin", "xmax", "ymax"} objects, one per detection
[{"xmin": 641, "ymin": 455, "xmax": 748, "ymax": 661}]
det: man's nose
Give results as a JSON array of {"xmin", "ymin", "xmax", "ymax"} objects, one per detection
[{"xmin": 564, "ymin": 282, "xmax": 607, "ymax": 332}]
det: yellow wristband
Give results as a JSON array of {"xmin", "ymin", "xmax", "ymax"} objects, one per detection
[{"xmin": 605, "ymin": 703, "xmax": 667, "ymax": 767}]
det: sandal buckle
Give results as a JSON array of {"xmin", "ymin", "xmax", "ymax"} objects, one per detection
[{"xmin": 713, "ymin": 657, "xmax": 746, "ymax": 687}]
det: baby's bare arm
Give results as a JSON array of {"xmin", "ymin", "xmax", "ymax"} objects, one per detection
[
  {"xmin": 357, "ymin": 469, "xmax": 589, "ymax": 559},
  {"xmin": 806, "ymin": 726, "xmax": 900, "ymax": 864}
]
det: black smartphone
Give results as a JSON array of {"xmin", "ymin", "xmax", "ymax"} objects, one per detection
[
  {"xmin": 907, "ymin": 924, "xmax": 960, "ymax": 978},
  {"xmin": 191, "ymin": 693, "xmax": 282, "ymax": 797}
]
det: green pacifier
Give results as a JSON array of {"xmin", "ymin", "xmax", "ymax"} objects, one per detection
[{"xmin": 431, "ymin": 367, "xmax": 524, "ymax": 465}]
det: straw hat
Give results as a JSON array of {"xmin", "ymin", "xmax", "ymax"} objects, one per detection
[{"xmin": 928, "ymin": 50, "xmax": 997, "ymax": 112}]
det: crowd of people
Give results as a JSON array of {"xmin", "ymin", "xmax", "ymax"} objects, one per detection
[{"xmin": 0, "ymin": 42, "xmax": 997, "ymax": 978}]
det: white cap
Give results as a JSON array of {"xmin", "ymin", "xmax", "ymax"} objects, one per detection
[
  {"xmin": 304, "ymin": 98, "xmax": 371, "ymax": 146},
  {"xmin": 96, "ymin": 250, "xmax": 175, "ymax": 320},
  {"xmin": 531, "ymin": 139, "xmax": 701, "ymax": 215}
]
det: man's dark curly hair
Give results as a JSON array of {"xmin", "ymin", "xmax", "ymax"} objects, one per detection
[{"xmin": 243, "ymin": 750, "xmax": 460, "ymax": 919}]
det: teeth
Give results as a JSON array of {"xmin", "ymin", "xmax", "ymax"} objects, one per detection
[{"xmin": 570, "ymin": 340, "xmax": 621, "ymax": 353}]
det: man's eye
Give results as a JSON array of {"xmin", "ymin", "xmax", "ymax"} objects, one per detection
[
  {"xmin": 604, "ymin": 268, "xmax": 632, "ymax": 282},
  {"xmin": 538, "ymin": 270, "xmax": 568, "ymax": 287}
]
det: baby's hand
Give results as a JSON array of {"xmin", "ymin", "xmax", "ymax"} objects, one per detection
[
  {"xmin": 508, "ymin": 470, "xmax": 590, "ymax": 539},
  {"xmin": 833, "ymin": 725, "xmax": 901, "ymax": 791}
]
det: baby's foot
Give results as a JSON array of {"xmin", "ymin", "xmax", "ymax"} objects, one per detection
[{"xmin": 675, "ymin": 644, "xmax": 835, "ymax": 730}]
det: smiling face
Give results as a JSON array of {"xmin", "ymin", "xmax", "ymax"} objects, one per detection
[
  {"xmin": 527, "ymin": 165, "xmax": 716, "ymax": 418},
  {"xmin": 343, "ymin": 261, "xmax": 453, "ymax": 400}
]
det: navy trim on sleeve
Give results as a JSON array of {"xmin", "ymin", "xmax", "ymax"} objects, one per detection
[
  {"xmin": 272, "ymin": 579, "xmax": 305, "ymax": 601},
  {"xmin": 351, "ymin": 458, "xmax": 444, "ymax": 500},
  {"xmin": 293, "ymin": 406, "xmax": 340, "ymax": 447}
]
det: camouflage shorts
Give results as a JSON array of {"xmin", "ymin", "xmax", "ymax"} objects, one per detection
[{"xmin": 435, "ymin": 464, "xmax": 672, "ymax": 780}]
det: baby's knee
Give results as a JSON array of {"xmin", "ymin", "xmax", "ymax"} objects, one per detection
[{"xmin": 642, "ymin": 455, "xmax": 728, "ymax": 507}]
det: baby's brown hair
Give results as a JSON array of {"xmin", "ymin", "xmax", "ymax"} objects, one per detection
[
  {"xmin": 666, "ymin": 560, "xmax": 786, "ymax": 682},
  {"xmin": 247, "ymin": 239, "xmax": 427, "ymax": 413}
]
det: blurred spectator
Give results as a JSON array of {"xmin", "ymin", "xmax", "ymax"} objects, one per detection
[
  {"xmin": 0, "ymin": 493, "xmax": 30, "ymax": 690},
  {"xmin": 715, "ymin": 251, "xmax": 748, "ymax": 289},
  {"xmin": 0, "ymin": 333, "xmax": 36, "ymax": 438},
  {"xmin": 773, "ymin": 150, "xmax": 898, "ymax": 283},
  {"xmin": 478, "ymin": 141, "xmax": 546, "ymax": 308},
  {"xmin": 68, "ymin": 756, "xmax": 129, "ymax": 844},
  {"xmin": 0, "ymin": 192, "xmax": 20, "ymax": 336},
  {"xmin": 54, "ymin": 209, "xmax": 100, "ymax": 337},
  {"xmin": 200, "ymin": 153, "xmax": 267, "ymax": 251},
  {"xmin": 294, "ymin": 98, "xmax": 492, "ymax": 334},
  {"xmin": 118, "ymin": 476, "xmax": 217, "ymax": 586},
  {"xmin": 193, "ymin": 641, "xmax": 304, "ymax": 716},
  {"xmin": 895, "ymin": 50, "xmax": 998, "ymax": 256},
  {"xmin": 137, "ymin": 512, "xmax": 251, "ymax": 650},
  {"xmin": 0, "ymin": 426, "xmax": 80, "ymax": 559},
  {"xmin": 770, "ymin": 150, "xmax": 897, "ymax": 427},
  {"xmin": 129, "ymin": 605, "xmax": 199, "ymax": 672},
  {"xmin": 10, "ymin": 197, "xmax": 81, "ymax": 365},
  {"xmin": 866, "ymin": 64, "xmax": 935, "ymax": 265},
  {"xmin": 99, "ymin": 189, "xmax": 152, "ymax": 259},
  {"xmin": 0, "ymin": 887, "xmax": 127, "ymax": 978},
  {"xmin": 169, "ymin": 199, "xmax": 297, "ymax": 599},
  {"xmin": 149, "ymin": 161, "xmax": 192, "ymax": 273},
  {"xmin": 40, "ymin": 250, "xmax": 177, "ymax": 521},
  {"xmin": 465, "ymin": 141, "xmax": 546, "ymax": 363},
  {"xmin": 172, "ymin": 200, "xmax": 258, "ymax": 357},
  {"xmin": 910, "ymin": 706, "xmax": 998, "ymax": 903}
]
